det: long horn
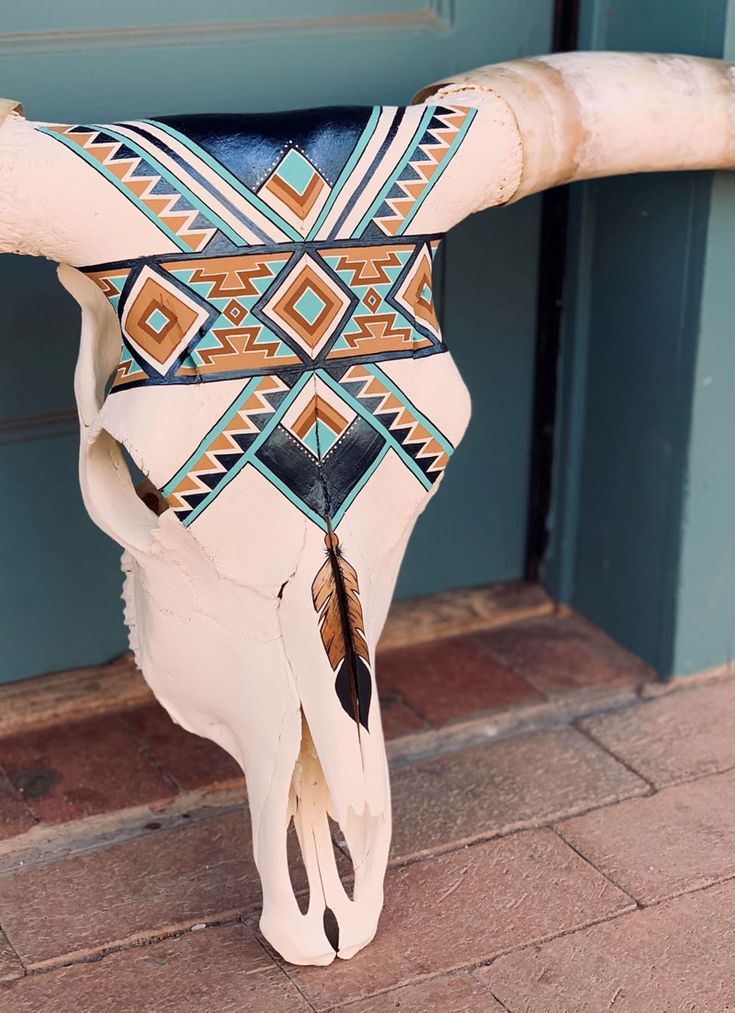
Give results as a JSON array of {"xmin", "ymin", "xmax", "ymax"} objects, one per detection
[{"xmin": 416, "ymin": 52, "xmax": 735, "ymax": 199}]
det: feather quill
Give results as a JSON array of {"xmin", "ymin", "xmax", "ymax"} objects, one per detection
[{"xmin": 311, "ymin": 524, "xmax": 372, "ymax": 732}]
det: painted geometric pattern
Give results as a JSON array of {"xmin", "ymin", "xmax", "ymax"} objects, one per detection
[
  {"xmin": 46, "ymin": 102, "xmax": 476, "ymax": 535},
  {"xmin": 84, "ymin": 241, "xmax": 443, "ymax": 391},
  {"xmin": 39, "ymin": 124, "xmax": 224, "ymax": 252},
  {"xmin": 356, "ymin": 106, "xmax": 475, "ymax": 239},
  {"xmin": 161, "ymin": 364, "xmax": 453, "ymax": 531},
  {"xmin": 41, "ymin": 103, "xmax": 473, "ymax": 250},
  {"xmin": 162, "ymin": 373, "xmax": 293, "ymax": 524},
  {"xmin": 258, "ymin": 147, "xmax": 329, "ymax": 235}
]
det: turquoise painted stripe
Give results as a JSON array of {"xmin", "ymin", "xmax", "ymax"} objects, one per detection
[
  {"xmin": 142, "ymin": 119, "xmax": 303, "ymax": 243},
  {"xmin": 180, "ymin": 373, "xmax": 311, "ymax": 525},
  {"xmin": 161, "ymin": 376, "xmax": 262, "ymax": 495},
  {"xmin": 38, "ymin": 126, "xmax": 189, "ymax": 251},
  {"xmin": 90, "ymin": 125, "xmax": 248, "ymax": 247},
  {"xmin": 365, "ymin": 363, "xmax": 454, "ymax": 454},
  {"xmin": 353, "ymin": 105, "xmax": 435, "ymax": 238},
  {"xmin": 307, "ymin": 105, "xmax": 382, "ymax": 241},
  {"xmin": 250, "ymin": 457, "xmax": 328, "ymax": 531},
  {"xmin": 398, "ymin": 108, "xmax": 476, "ymax": 234},
  {"xmin": 332, "ymin": 443, "xmax": 390, "ymax": 527},
  {"xmin": 317, "ymin": 369, "xmax": 431, "ymax": 490}
]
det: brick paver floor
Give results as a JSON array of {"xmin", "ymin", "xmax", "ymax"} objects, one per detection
[{"xmin": 0, "ymin": 605, "xmax": 733, "ymax": 1011}]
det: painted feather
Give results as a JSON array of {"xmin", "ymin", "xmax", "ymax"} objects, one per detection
[{"xmin": 311, "ymin": 526, "xmax": 372, "ymax": 732}]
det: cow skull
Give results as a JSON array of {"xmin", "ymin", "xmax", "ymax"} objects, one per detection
[{"xmin": 1, "ymin": 52, "xmax": 735, "ymax": 966}]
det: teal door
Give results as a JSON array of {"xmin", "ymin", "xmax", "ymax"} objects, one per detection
[{"xmin": 0, "ymin": 1, "xmax": 553, "ymax": 682}]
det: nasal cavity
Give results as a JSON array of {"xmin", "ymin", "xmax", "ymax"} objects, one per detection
[{"xmin": 323, "ymin": 907, "xmax": 340, "ymax": 952}]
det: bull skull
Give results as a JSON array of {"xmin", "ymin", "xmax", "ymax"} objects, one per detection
[{"xmin": 1, "ymin": 52, "xmax": 734, "ymax": 966}]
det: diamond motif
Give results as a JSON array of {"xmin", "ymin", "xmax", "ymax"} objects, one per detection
[
  {"xmin": 282, "ymin": 380, "xmax": 355, "ymax": 456},
  {"xmin": 222, "ymin": 299, "xmax": 248, "ymax": 325},
  {"xmin": 363, "ymin": 287, "xmax": 382, "ymax": 313},
  {"xmin": 121, "ymin": 264, "xmax": 212, "ymax": 374},
  {"xmin": 390, "ymin": 245, "xmax": 441, "ymax": 343},
  {"xmin": 144, "ymin": 306, "xmax": 171, "ymax": 334},
  {"xmin": 259, "ymin": 254, "xmax": 354, "ymax": 358},
  {"xmin": 258, "ymin": 147, "xmax": 329, "ymax": 230}
]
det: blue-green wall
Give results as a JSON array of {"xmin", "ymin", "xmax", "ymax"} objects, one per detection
[
  {"xmin": 545, "ymin": 0, "xmax": 734, "ymax": 677},
  {"xmin": 0, "ymin": 1, "xmax": 552, "ymax": 682}
]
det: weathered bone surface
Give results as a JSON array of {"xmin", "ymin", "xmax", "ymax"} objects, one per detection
[{"xmin": 2, "ymin": 51, "xmax": 735, "ymax": 965}]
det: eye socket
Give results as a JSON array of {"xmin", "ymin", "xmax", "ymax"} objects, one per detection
[
  {"xmin": 116, "ymin": 442, "xmax": 169, "ymax": 517},
  {"xmin": 135, "ymin": 477, "xmax": 170, "ymax": 517}
]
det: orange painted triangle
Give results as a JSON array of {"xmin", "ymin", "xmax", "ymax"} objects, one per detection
[
  {"xmin": 401, "ymin": 179, "xmax": 426, "ymax": 200},
  {"xmin": 364, "ymin": 378, "xmax": 387, "ymax": 397},
  {"xmin": 396, "ymin": 408, "xmax": 415, "ymax": 429},
  {"xmin": 125, "ymin": 176, "xmax": 155, "ymax": 197},
  {"xmin": 377, "ymin": 217, "xmax": 402, "ymax": 236},
  {"xmin": 243, "ymin": 393, "xmax": 267, "ymax": 411},
  {"xmin": 421, "ymin": 437, "xmax": 442, "ymax": 457},
  {"xmin": 71, "ymin": 131, "xmax": 102, "ymax": 148},
  {"xmin": 185, "ymin": 230, "xmax": 214, "ymax": 252},
  {"xmin": 387, "ymin": 197, "xmax": 414, "ymax": 217},
  {"xmin": 160, "ymin": 212, "xmax": 189, "ymax": 229},
  {"xmin": 416, "ymin": 160, "xmax": 440, "ymax": 181},
  {"xmin": 382, "ymin": 393, "xmax": 403, "ymax": 411},
  {"xmin": 429, "ymin": 126, "xmax": 456, "ymax": 145},
  {"xmin": 88, "ymin": 142, "xmax": 119, "ymax": 163},
  {"xmin": 193, "ymin": 453, "xmax": 219, "ymax": 474},
  {"xmin": 209, "ymin": 432, "xmax": 238, "ymax": 453},
  {"xmin": 438, "ymin": 112, "xmax": 466, "ymax": 130},
  {"xmin": 176, "ymin": 475, "xmax": 203, "ymax": 494},
  {"xmin": 144, "ymin": 196, "xmax": 175, "ymax": 215},
  {"xmin": 107, "ymin": 158, "xmax": 138, "ymax": 180}
]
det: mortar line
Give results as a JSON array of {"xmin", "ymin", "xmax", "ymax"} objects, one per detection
[
  {"xmin": 6, "ymin": 837, "xmax": 735, "ymax": 988},
  {"xmin": 0, "ymin": 688, "xmax": 648, "ymax": 874},
  {"xmin": 572, "ymin": 721, "xmax": 658, "ymax": 792},
  {"xmin": 548, "ymin": 824, "xmax": 641, "ymax": 909}
]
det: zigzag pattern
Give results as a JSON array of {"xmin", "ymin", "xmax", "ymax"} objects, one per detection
[
  {"xmin": 163, "ymin": 374, "xmax": 289, "ymax": 523},
  {"xmin": 332, "ymin": 313, "xmax": 413, "ymax": 353},
  {"xmin": 172, "ymin": 257, "xmax": 290, "ymax": 300},
  {"xmin": 339, "ymin": 364, "xmax": 450, "ymax": 480},
  {"xmin": 193, "ymin": 326, "xmax": 286, "ymax": 368},
  {"xmin": 46, "ymin": 125, "xmax": 217, "ymax": 251},
  {"xmin": 84, "ymin": 269, "xmax": 130, "ymax": 313},
  {"xmin": 112, "ymin": 346, "xmax": 148, "ymax": 386},
  {"xmin": 321, "ymin": 244, "xmax": 434, "ymax": 359},
  {"xmin": 166, "ymin": 254, "xmax": 299, "ymax": 372},
  {"xmin": 320, "ymin": 247, "xmax": 407, "ymax": 287},
  {"xmin": 373, "ymin": 107, "xmax": 473, "ymax": 236}
]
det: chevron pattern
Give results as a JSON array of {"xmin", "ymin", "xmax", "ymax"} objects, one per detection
[
  {"xmin": 43, "ymin": 124, "xmax": 219, "ymax": 251},
  {"xmin": 162, "ymin": 374, "xmax": 291, "ymax": 524},
  {"xmin": 165, "ymin": 253, "xmax": 302, "ymax": 374},
  {"xmin": 370, "ymin": 106, "xmax": 475, "ymax": 237},
  {"xmin": 320, "ymin": 243, "xmax": 437, "ymax": 357},
  {"xmin": 337, "ymin": 363, "xmax": 451, "ymax": 482},
  {"xmin": 84, "ymin": 268, "xmax": 130, "ymax": 313}
]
